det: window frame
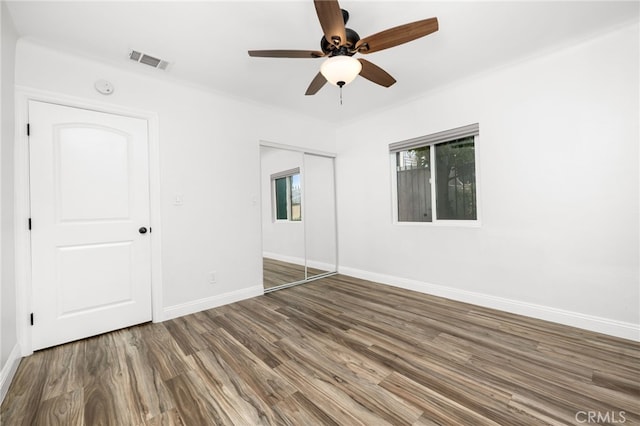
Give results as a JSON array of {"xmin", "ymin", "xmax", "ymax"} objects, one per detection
[
  {"xmin": 271, "ymin": 168, "xmax": 302, "ymax": 223},
  {"xmin": 389, "ymin": 125, "xmax": 481, "ymax": 227}
]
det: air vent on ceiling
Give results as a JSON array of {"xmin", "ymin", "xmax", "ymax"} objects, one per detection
[{"xmin": 129, "ymin": 50, "xmax": 169, "ymax": 70}]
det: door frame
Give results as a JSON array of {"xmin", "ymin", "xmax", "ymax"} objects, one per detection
[{"xmin": 14, "ymin": 87, "xmax": 164, "ymax": 356}]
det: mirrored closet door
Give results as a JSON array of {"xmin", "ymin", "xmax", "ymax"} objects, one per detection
[
  {"xmin": 260, "ymin": 144, "xmax": 337, "ymax": 292},
  {"xmin": 303, "ymin": 153, "xmax": 337, "ymax": 280}
]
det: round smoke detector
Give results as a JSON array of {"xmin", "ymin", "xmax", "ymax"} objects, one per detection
[{"xmin": 94, "ymin": 80, "xmax": 114, "ymax": 95}]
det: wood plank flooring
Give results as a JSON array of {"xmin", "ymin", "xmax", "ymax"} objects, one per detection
[
  {"xmin": 263, "ymin": 258, "xmax": 328, "ymax": 290},
  {"xmin": 2, "ymin": 274, "xmax": 639, "ymax": 425}
]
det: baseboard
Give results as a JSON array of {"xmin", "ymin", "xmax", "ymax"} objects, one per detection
[
  {"xmin": 339, "ymin": 266, "xmax": 640, "ymax": 342},
  {"xmin": 306, "ymin": 259, "xmax": 337, "ymax": 273},
  {"xmin": 263, "ymin": 252, "xmax": 305, "ymax": 266},
  {"xmin": 263, "ymin": 252, "xmax": 336, "ymax": 273},
  {"xmin": 163, "ymin": 285, "xmax": 264, "ymax": 321},
  {"xmin": 0, "ymin": 344, "xmax": 22, "ymax": 405}
]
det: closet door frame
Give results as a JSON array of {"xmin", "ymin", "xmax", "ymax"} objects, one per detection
[{"xmin": 259, "ymin": 141, "xmax": 338, "ymax": 293}]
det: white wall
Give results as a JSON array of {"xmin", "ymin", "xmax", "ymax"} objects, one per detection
[
  {"xmin": 15, "ymin": 40, "xmax": 335, "ymax": 316},
  {"xmin": 0, "ymin": 0, "xmax": 19, "ymax": 400},
  {"xmin": 335, "ymin": 23, "xmax": 639, "ymax": 339}
]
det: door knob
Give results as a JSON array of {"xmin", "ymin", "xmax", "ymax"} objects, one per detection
[{"xmin": 139, "ymin": 227, "xmax": 148, "ymax": 234}]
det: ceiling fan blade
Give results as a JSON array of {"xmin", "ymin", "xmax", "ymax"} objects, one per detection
[
  {"xmin": 248, "ymin": 50, "xmax": 325, "ymax": 58},
  {"xmin": 305, "ymin": 72, "xmax": 328, "ymax": 95},
  {"xmin": 314, "ymin": 0, "xmax": 347, "ymax": 47},
  {"xmin": 356, "ymin": 17, "xmax": 439, "ymax": 54},
  {"xmin": 358, "ymin": 59, "xmax": 396, "ymax": 88}
]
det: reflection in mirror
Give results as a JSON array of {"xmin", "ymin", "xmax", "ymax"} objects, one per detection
[
  {"xmin": 304, "ymin": 154, "xmax": 337, "ymax": 279},
  {"xmin": 274, "ymin": 173, "xmax": 301, "ymax": 221},
  {"xmin": 260, "ymin": 146, "xmax": 306, "ymax": 289}
]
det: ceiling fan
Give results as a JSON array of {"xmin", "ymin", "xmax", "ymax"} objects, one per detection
[{"xmin": 248, "ymin": 0, "xmax": 439, "ymax": 96}]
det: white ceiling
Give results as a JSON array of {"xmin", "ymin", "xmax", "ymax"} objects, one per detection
[{"xmin": 6, "ymin": 1, "xmax": 639, "ymax": 124}]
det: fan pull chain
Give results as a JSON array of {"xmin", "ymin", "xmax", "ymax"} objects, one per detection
[{"xmin": 338, "ymin": 81, "xmax": 345, "ymax": 106}]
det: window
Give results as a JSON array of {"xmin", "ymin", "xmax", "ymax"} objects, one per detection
[
  {"xmin": 391, "ymin": 124, "xmax": 478, "ymax": 223},
  {"xmin": 272, "ymin": 169, "xmax": 301, "ymax": 221}
]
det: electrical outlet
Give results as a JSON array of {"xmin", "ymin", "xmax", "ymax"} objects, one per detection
[{"xmin": 209, "ymin": 271, "xmax": 217, "ymax": 284}]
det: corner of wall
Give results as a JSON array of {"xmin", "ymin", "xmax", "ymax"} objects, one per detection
[{"xmin": 1, "ymin": 0, "xmax": 20, "ymax": 384}]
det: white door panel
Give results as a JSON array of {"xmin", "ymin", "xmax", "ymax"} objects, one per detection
[
  {"xmin": 57, "ymin": 242, "xmax": 134, "ymax": 315},
  {"xmin": 29, "ymin": 101, "xmax": 152, "ymax": 350},
  {"xmin": 56, "ymin": 126, "xmax": 131, "ymax": 221}
]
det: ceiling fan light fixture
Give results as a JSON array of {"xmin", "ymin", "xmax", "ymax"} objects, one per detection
[{"xmin": 320, "ymin": 55, "xmax": 362, "ymax": 87}]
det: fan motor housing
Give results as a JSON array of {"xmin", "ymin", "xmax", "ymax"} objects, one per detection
[{"xmin": 320, "ymin": 27, "xmax": 360, "ymax": 56}]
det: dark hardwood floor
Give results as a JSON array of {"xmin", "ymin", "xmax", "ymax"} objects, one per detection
[{"xmin": 2, "ymin": 274, "xmax": 639, "ymax": 425}]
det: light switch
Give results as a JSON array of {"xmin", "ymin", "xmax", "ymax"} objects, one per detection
[{"xmin": 174, "ymin": 195, "xmax": 183, "ymax": 206}]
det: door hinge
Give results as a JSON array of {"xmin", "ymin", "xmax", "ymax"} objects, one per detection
[
  {"xmin": 28, "ymin": 218, "xmax": 32, "ymax": 230},
  {"xmin": 30, "ymin": 313, "xmax": 34, "ymax": 326},
  {"xmin": 27, "ymin": 123, "xmax": 30, "ymax": 136}
]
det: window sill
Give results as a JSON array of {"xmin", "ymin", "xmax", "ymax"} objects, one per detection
[{"xmin": 393, "ymin": 220, "xmax": 481, "ymax": 228}]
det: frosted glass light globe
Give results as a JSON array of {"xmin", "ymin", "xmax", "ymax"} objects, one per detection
[{"xmin": 320, "ymin": 56, "xmax": 362, "ymax": 87}]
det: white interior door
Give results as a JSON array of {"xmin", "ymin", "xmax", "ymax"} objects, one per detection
[{"xmin": 29, "ymin": 100, "xmax": 152, "ymax": 350}]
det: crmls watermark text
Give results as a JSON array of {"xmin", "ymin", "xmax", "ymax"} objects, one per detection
[{"xmin": 575, "ymin": 411, "xmax": 626, "ymax": 424}]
